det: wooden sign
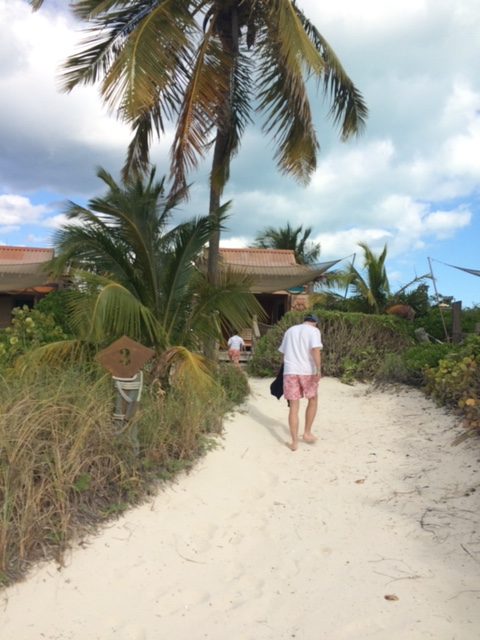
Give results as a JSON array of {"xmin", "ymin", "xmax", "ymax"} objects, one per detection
[{"xmin": 96, "ymin": 336, "xmax": 155, "ymax": 378}]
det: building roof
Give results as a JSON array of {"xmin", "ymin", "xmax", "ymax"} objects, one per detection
[
  {"xmin": 219, "ymin": 248, "xmax": 298, "ymax": 267},
  {"xmin": 0, "ymin": 246, "xmax": 56, "ymax": 292},
  {"xmin": 205, "ymin": 248, "xmax": 339, "ymax": 293}
]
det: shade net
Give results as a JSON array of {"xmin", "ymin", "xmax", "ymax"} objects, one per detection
[
  {"xmin": 0, "ymin": 262, "xmax": 53, "ymax": 292},
  {"xmin": 214, "ymin": 259, "xmax": 341, "ymax": 293}
]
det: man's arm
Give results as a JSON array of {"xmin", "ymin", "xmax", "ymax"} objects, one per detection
[{"xmin": 311, "ymin": 347, "xmax": 321, "ymax": 376}]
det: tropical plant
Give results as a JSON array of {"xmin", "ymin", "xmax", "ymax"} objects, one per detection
[
  {"xmin": 253, "ymin": 222, "xmax": 320, "ymax": 265},
  {"xmin": 0, "ymin": 305, "xmax": 68, "ymax": 366},
  {"xmin": 29, "ymin": 0, "xmax": 367, "ymax": 287},
  {"xmin": 393, "ymin": 282, "xmax": 431, "ymax": 317},
  {"xmin": 318, "ymin": 250, "xmax": 432, "ymax": 316},
  {"xmin": 335, "ymin": 243, "xmax": 390, "ymax": 314},
  {"xmin": 424, "ymin": 336, "xmax": 480, "ymax": 437},
  {"xmin": 48, "ymin": 167, "xmax": 262, "ymax": 364}
]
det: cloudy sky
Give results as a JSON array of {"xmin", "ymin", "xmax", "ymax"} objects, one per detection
[{"xmin": 0, "ymin": 0, "xmax": 479, "ymax": 305}]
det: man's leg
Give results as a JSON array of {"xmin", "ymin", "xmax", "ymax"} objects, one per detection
[
  {"xmin": 303, "ymin": 395, "xmax": 318, "ymax": 443},
  {"xmin": 288, "ymin": 399, "xmax": 300, "ymax": 451}
]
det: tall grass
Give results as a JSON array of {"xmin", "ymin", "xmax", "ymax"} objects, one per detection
[{"xmin": 0, "ymin": 362, "xmax": 245, "ymax": 586}]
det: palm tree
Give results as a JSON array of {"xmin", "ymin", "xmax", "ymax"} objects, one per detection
[
  {"xmin": 253, "ymin": 222, "xmax": 320, "ymax": 265},
  {"xmin": 29, "ymin": 1, "xmax": 368, "ymax": 287},
  {"xmin": 50, "ymin": 167, "xmax": 262, "ymax": 358},
  {"xmin": 339, "ymin": 242, "xmax": 390, "ymax": 314}
]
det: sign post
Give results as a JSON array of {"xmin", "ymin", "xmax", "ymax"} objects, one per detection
[{"xmin": 96, "ymin": 336, "xmax": 155, "ymax": 444}]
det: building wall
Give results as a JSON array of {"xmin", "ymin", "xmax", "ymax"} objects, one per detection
[
  {"xmin": 0, "ymin": 293, "xmax": 41, "ymax": 328},
  {"xmin": 0, "ymin": 296, "xmax": 13, "ymax": 328}
]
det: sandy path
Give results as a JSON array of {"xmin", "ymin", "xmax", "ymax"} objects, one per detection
[{"xmin": 1, "ymin": 377, "xmax": 480, "ymax": 640}]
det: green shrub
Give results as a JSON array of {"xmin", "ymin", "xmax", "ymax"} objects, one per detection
[
  {"xmin": 424, "ymin": 336, "xmax": 480, "ymax": 432},
  {"xmin": 35, "ymin": 290, "xmax": 75, "ymax": 335},
  {"xmin": 462, "ymin": 305, "xmax": 480, "ymax": 334},
  {"xmin": 376, "ymin": 343, "xmax": 455, "ymax": 385},
  {"xmin": 414, "ymin": 305, "xmax": 480, "ymax": 342},
  {"xmin": 248, "ymin": 309, "xmax": 413, "ymax": 380},
  {"xmin": 413, "ymin": 307, "xmax": 452, "ymax": 341},
  {"xmin": 215, "ymin": 363, "xmax": 250, "ymax": 407},
  {"xmin": 0, "ymin": 305, "xmax": 68, "ymax": 365}
]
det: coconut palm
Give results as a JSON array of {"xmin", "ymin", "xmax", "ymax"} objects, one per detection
[
  {"xmin": 29, "ymin": 0, "xmax": 368, "ymax": 287},
  {"xmin": 338, "ymin": 242, "xmax": 390, "ymax": 314},
  {"xmin": 50, "ymin": 167, "xmax": 262, "ymax": 357},
  {"xmin": 253, "ymin": 222, "xmax": 320, "ymax": 265}
]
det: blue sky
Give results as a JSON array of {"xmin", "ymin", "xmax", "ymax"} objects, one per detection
[{"xmin": 0, "ymin": 0, "xmax": 479, "ymax": 306}]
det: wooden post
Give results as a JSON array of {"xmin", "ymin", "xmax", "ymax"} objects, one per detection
[
  {"xmin": 428, "ymin": 257, "xmax": 450, "ymax": 342},
  {"xmin": 451, "ymin": 300, "xmax": 462, "ymax": 343}
]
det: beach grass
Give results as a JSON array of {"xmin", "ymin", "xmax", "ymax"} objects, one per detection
[{"xmin": 0, "ymin": 362, "xmax": 245, "ymax": 586}]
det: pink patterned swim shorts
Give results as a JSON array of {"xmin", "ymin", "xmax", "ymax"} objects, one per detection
[
  {"xmin": 283, "ymin": 374, "xmax": 319, "ymax": 400},
  {"xmin": 228, "ymin": 348, "xmax": 241, "ymax": 364}
]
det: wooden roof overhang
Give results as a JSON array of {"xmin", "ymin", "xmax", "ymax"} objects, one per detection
[
  {"xmin": 202, "ymin": 248, "xmax": 339, "ymax": 294},
  {"xmin": 0, "ymin": 246, "xmax": 56, "ymax": 293}
]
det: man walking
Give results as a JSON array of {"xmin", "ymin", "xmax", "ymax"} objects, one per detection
[
  {"xmin": 279, "ymin": 313, "xmax": 323, "ymax": 451},
  {"xmin": 227, "ymin": 332, "xmax": 245, "ymax": 368}
]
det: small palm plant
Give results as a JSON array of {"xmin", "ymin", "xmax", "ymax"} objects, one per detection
[
  {"xmin": 328, "ymin": 242, "xmax": 390, "ymax": 314},
  {"xmin": 42, "ymin": 167, "xmax": 261, "ymax": 380},
  {"xmin": 253, "ymin": 222, "xmax": 321, "ymax": 265}
]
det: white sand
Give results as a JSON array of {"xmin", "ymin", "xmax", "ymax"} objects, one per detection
[{"xmin": 1, "ymin": 377, "xmax": 480, "ymax": 640}]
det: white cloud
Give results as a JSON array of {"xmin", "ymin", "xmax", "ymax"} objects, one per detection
[
  {"xmin": 0, "ymin": 2, "xmax": 132, "ymax": 194},
  {"xmin": 0, "ymin": 195, "xmax": 50, "ymax": 226},
  {"xmin": 310, "ymin": 197, "xmax": 471, "ymax": 262},
  {"xmin": 423, "ymin": 209, "xmax": 472, "ymax": 239},
  {"xmin": 220, "ymin": 236, "xmax": 249, "ymax": 249},
  {"xmin": 42, "ymin": 214, "xmax": 70, "ymax": 229},
  {"xmin": 302, "ymin": 0, "xmax": 431, "ymax": 35},
  {"xmin": 314, "ymin": 228, "xmax": 392, "ymax": 261}
]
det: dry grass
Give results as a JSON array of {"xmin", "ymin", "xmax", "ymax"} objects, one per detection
[{"xmin": 0, "ymin": 363, "xmax": 231, "ymax": 586}]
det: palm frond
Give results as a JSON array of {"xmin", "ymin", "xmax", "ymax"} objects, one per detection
[
  {"xmin": 159, "ymin": 345, "xmax": 217, "ymax": 391},
  {"xmin": 122, "ymin": 105, "xmax": 164, "ymax": 180},
  {"xmin": 170, "ymin": 17, "xmax": 228, "ymax": 191},
  {"xmin": 61, "ymin": 1, "xmax": 194, "ymax": 133},
  {"xmin": 294, "ymin": 5, "xmax": 368, "ymax": 139},
  {"xmin": 161, "ymin": 216, "xmax": 213, "ymax": 340},
  {"xmin": 101, "ymin": 2, "xmax": 194, "ymax": 118},
  {"xmin": 14, "ymin": 339, "xmax": 89, "ymax": 372},
  {"xmin": 27, "ymin": 0, "xmax": 44, "ymax": 9},
  {"xmin": 275, "ymin": 0, "xmax": 327, "ymax": 76},
  {"xmin": 254, "ymin": 222, "xmax": 320, "ymax": 264},
  {"xmin": 69, "ymin": 277, "xmax": 162, "ymax": 346},
  {"xmin": 186, "ymin": 269, "xmax": 265, "ymax": 348},
  {"xmin": 256, "ymin": 21, "xmax": 318, "ymax": 183}
]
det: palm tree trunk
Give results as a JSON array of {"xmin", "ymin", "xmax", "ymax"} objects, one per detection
[
  {"xmin": 207, "ymin": 127, "xmax": 230, "ymax": 287},
  {"xmin": 205, "ymin": 5, "xmax": 239, "ymax": 361},
  {"xmin": 207, "ymin": 5, "xmax": 239, "ymax": 287},
  {"xmin": 205, "ymin": 122, "xmax": 232, "ymax": 361}
]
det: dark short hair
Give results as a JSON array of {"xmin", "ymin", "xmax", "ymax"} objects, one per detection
[{"xmin": 303, "ymin": 313, "xmax": 319, "ymax": 324}]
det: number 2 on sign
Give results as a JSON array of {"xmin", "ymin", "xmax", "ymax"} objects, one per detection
[{"xmin": 119, "ymin": 348, "xmax": 131, "ymax": 366}]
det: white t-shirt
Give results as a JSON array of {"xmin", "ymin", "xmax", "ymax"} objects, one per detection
[
  {"xmin": 228, "ymin": 335, "xmax": 245, "ymax": 350},
  {"xmin": 279, "ymin": 323, "xmax": 323, "ymax": 375}
]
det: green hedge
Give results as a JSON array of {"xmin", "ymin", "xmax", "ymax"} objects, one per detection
[
  {"xmin": 414, "ymin": 305, "xmax": 480, "ymax": 341},
  {"xmin": 375, "ymin": 343, "xmax": 455, "ymax": 385},
  {"xmin": 248, "ymin": 309, "xmax": 413, "ymax": 381},
  {"xmin": 424, "ymin": 336, "xmax": 480, "ymax": 433}
]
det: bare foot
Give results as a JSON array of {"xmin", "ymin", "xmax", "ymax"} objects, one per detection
[
  {"xmin": 286, "ymin": 441, "xmax": 298, "ymax": 451},
  {"xmin": 302, "ymin": 433, "xmax": 317, "ymax": 444}
]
